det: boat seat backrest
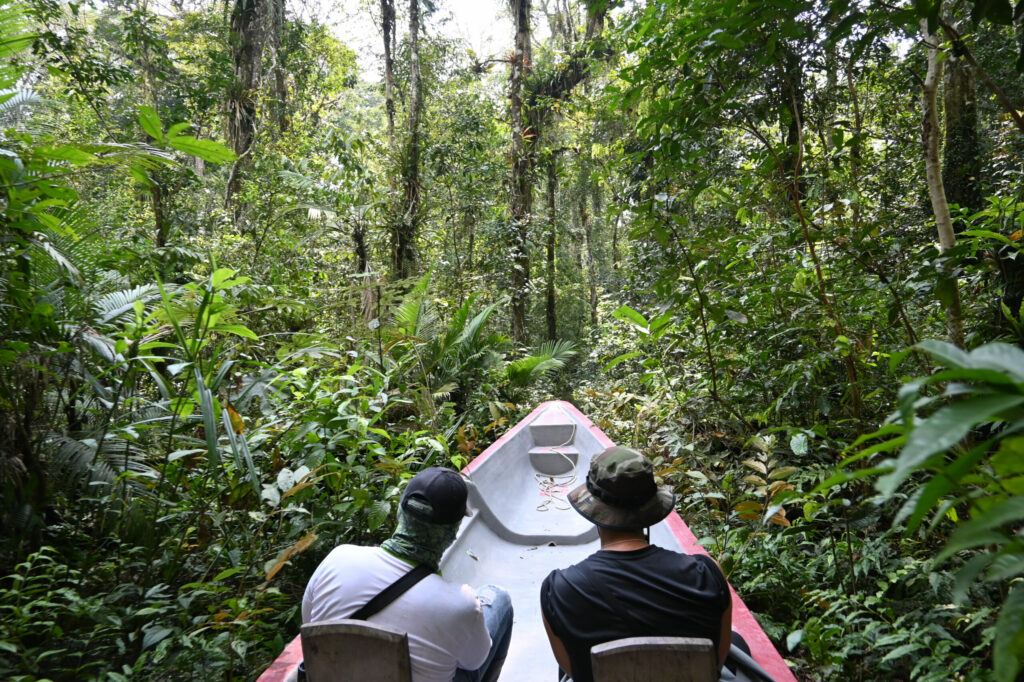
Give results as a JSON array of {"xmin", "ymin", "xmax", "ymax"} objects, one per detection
[
  {"xmin": 300, "ymin": 619, "xmax": 412, "ymax": 682},
  {"xmin": 591, "ymin": 636, "xmax": 718, "ymax": 682}
]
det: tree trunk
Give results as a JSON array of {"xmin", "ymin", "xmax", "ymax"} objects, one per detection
[
  {"xmin": 942, "ymin": 49, "xmax": 982, "ymax": 215},
  {"xmin": 151, "ymin": 183, "xmax": 168, "ymax": 250},
  {"xmin": 465, "ymin": 209, "xmax": 475, "ymax": 272},
  {"xmin": 846, "ymin": 57, "xmax": 864, "ymax": 228},
  {"xmin": 545, "ymin": 157, "xmax": 558, "ymax": 341},
  {"xmin": 271, "ymin": 0, "xmax": 287, "ymax": 133},
  {"xmin": 225, "ymin": 0, "xmax": 267, "ymax": 217},
  {"xmin": 921, "ymin": 19, "xmax": 965, "ymax": 348},
  {"xmin": 779, "ymin": 42, "xmax": 805, "ymax": 201},
  {"xmin": 353, "ymin": 219, "xmax": 377, "ymax": 323},
  {"xmin": 393, "ymin": 0, "xmax": 421, "ymax": 280},
  {"xmin": 508, "ymin": 0, "xmax": 533, "ymax": 344},
  {"xmin": 381, "ymin": 0, "xmax": 397, "ymax": 155},
  {"xmin": 581, "ymin": 195, "xmax": 597, "ymax": 325}
]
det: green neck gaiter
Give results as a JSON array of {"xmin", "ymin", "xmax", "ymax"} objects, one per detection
[{"xmin": 381, "ymin": 506, "xmax": 460, "ymax": 570}]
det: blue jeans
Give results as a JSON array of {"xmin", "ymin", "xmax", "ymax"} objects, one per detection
[{"xmin": 453, "ymin": 585, "xmax": 513, "ymax": 682}]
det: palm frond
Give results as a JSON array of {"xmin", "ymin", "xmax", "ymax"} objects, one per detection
[
  {"xmin": 431, "ymin": 381, "xmax": 458, "ymax": 399},
  {"xmin": 504, "ymin": 340, "xmax": 577, "ymax": 387},
  {"xmin": 91, "ymin": 284, "xmax": 163, "ymax": 326},
  {"xmin": 46, "ymin": 433, "xmax": 156, "ymax": 493},
  {"xmin": 0, "ymin": 87, "xmax": 40, "ymax": 125},
  {"xmin": 26, "ymin": 232, "xmax": 83, "ymax": 285},
  {"xmin": 459, "ymin": 302, "xmax": 502, "ymax": 354},
  {"xmin": 443, "ymin": 295, "xmax": 473, "ymax": 349},
  {"xmin": 0, "ymin": 3, "xmax": 34, "ymax": 86}
]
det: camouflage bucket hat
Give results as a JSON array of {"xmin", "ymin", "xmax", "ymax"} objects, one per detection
[{"xmin": 568, "ymin": 446, "xmax": 675, "ymax": 530}]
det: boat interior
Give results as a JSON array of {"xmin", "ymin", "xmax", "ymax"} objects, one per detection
[{"xmin": 442, "ymin": 402, "xmax": 687, "ymax": 681}]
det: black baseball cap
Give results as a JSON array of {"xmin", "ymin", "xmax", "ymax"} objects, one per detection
[{"xmin": 400, "ymin": 467, "xmax": 472, "ymax": 525}]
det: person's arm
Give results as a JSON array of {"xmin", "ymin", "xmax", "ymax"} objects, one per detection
[
  {"xmin": 717, "ymin": 591, "xmax": 732, "ymax": 668},
  {"xmin": 710, "ymin": 557, "xmax": 732, "ymax": 668},
  {"xmin": 542, "ymin": 613, "xmax": 573, "ymax": 677}
]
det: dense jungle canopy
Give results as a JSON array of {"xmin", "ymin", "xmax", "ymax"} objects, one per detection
[{"xmin": 1, "ymin": 0, "xmax": 1023, "ymax": 678}]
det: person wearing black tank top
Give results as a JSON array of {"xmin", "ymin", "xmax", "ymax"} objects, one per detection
[{"xmin": 539, "ymin": 447, "xmax": 732, "ymax": 682}]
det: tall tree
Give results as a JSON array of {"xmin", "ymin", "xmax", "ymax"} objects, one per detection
[
  {"xmin": 392, "ymin": 0, "xmax": 422, "ymax": 280},
  {"xmin": 921, "ymin": 19, "xmax": 965, "ymax": 348},
  {"xmin": 506, "ymin": 0, "xmax": 608, "ymax": 342},
  {"xmin": 381, "ymin": 0, "xmax": 397, "ymax": 154},
  {"xmin": 225, "ymin": 0, "xmax": 268, "ymax": 216},
  {"xmin": 508, "ymin": 0, "xmax": 534, "ymax": 343},
  {"xmin": 545, "ymin": 154, "xmax": 558, "ymax": 340},
  {"xmin": 270, "ymin": 0, "xmax": 287, "ymax": 133},
  {"xmin": 942, "ymin": 50, "xmax": 982, "ymax": 215}
]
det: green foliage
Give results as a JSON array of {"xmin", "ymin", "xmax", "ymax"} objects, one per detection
[
  {"xmin": 2, "ymin": 0, "xmax": 1023, "ymax": 677},
  {"xmin": 823, "ymin": 341, "xmax": 1024, "ymax": 680}
]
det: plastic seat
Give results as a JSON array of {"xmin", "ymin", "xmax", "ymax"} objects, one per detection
[
  {"xmin": 591, "ymin": 636, "xmax": 717, "ymax": 682},
  {"xmin": 300, "ymin": 619, "xmax": 412, "ymax": 682}
]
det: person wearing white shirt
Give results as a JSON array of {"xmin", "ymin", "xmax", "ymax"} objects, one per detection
[{"xmin": 303, "ymin": 468, "xmax": 512, "ymax": 682}]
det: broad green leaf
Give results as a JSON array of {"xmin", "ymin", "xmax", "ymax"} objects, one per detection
[
  {"xmin": 952, "ymin": 553, "xmax": 994, "ymax": 601},
  {"xmin": 880, "ymin": 642, "xmax": 924, "ymax": 662},
  {"xmin": 38, "ymin": 145, "xmax": 97, "ymax": 166},
  {"xmin": 994, "ymin": 585, "xmax": 1024, "ymax": 681},
  {"xmin": 812, "ymin": 465, "xmax": 897, "ymax": 493},
  {"xmin": 367, "ymin": 499, "xmax": 391, "ymax": 531},
  {"xmin": 916, "ymin": 339, "xmax": 971, "ymax": 370},
  {"xmin": 613, "ymin": 305, "xmax": 649, "ymax": 330},
  {"xmin": 139, "ymin": 106, "xmax": 163, "ymax": 141},
  {"xmin": 790, "ymin": 433, "xmax": 808, "ymax": 456},
  {"xmin": 926, "ymin": 368, "xmax": 1019, "ymax": 386},
  {"xmin": 993, "ymin": 437, "xmax": 1024, "ymax": 476},
  {"xmin": 876, "ymin": 394, "xmax": 1024, "ymax": 497},
  {"xmin": 213, "ymin": 566, "xmax": 243, "ymax": 582},
  {"xmin": 605, "ymin": 351, "xmax": 641, "ymax": 370},
  {"xmin": 215, "ymin": 324, "xmax": 258, "ymax": 340},
  {"xmin": 168, "ymin": 135, "xmax": 236, "ymax": 163},
  {"xmin": 167, "ymin": 122, "xmax": 190, "ymax": 138},
  {"xmin": 839, "ymin": 434, "xmax": 906, "ymax": 469},
  {"xmin": 969, "ymin": 343, "xmax": 1024, "ymax": 382},
  {"xmin": 961, "ymin": 496, "xmax": 1024, "ymax": 534},
  {"xmin": 902, "ymin": 439, "xmax": 989, "ymax": 533},
  {"xmin": 142, "ymin": 625, "xmax": 174, "ymax": 650},
  {"xmin": 961, "ymin": 229, "xmax": 1013, "ymax": 244},
  {"xmin": 129, "ymin": 166, "xmax": 152, "ymax": 187},
  {"xmin": 937, "ymin": 530, "xmax": 1011, "ymax": 563},
  {"xmin": 210, "ymin": 268, "xmax": 237, "ymax": 289},
  {"xmin": 709, "ymin": 29, "xmax": 744, "ymax": 49},
  {"xmin": 986, "ymin": 551, "xmax": 1024, "ymax": 582}
]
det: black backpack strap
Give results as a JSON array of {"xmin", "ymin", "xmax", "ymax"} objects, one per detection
[{"xmin": 350, "ymin": 563, "xmax": 433, "ymax": 621}]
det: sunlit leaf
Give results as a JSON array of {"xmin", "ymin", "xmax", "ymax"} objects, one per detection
[{"xmin": 168, "ymin": 135, "xmax": 236, "ymax": 163}]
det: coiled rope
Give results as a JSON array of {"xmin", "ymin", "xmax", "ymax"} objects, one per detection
[{"xmin": 536, "ymin": 423, "xmax": 577, "ymax": 512}]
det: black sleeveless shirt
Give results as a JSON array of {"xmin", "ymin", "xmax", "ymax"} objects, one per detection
[{"xmin": 540, "ymin": 545, "xmax": 730, "ymax": 682}]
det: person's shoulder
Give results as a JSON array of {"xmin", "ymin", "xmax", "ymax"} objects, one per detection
[
  {"xmin": 324, "ymin": 543, "xmax": 378, "ymax": 561},
  {"xmin": 543, "ymin": 552, "xmax": 599, "ymax": 589}
]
